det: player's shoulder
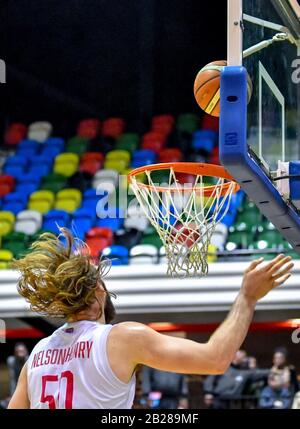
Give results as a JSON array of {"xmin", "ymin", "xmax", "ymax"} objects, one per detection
[{"xmin": 109, "ymin": 321, "xmax": 151, "ymax": 342}]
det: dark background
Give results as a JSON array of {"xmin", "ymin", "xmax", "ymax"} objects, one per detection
[{"xmin": 0, "ymin": 0, "xmax": 226, "ymax": 134}]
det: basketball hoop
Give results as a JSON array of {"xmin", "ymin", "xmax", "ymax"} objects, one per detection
[{"xmin": 128, "ymin": 162, "xmax": 240, "ymax": 277}]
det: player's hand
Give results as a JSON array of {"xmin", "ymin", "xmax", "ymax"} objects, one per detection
[{"xmin": 240, "ymin": 254, "xmax": 294, "ymax": 303}]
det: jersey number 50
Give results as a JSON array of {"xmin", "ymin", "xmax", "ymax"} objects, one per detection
[{"xmin": 40, "ymin": 370, "xmax": 74, "ymax": 409}]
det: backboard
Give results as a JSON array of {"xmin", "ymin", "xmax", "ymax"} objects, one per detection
[{"xmin": 220, "ymin": 0, "xmax": 300, "ymax": 252}]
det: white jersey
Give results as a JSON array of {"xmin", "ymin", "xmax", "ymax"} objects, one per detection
[{"xmin": 27, "ymin": 320, "xmax": 136, "ymax": 409}]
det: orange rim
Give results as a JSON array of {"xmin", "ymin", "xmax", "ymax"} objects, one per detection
[{"xmin": 128, "ymin": 162, "xmax": 240, "ymax": 197}]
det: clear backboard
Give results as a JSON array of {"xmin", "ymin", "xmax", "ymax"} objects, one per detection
[{"xmin": 220, "ymin": 0, "xmax": 300, "ymax": 251}]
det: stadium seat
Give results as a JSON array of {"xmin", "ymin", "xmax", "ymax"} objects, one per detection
[
  {"xmin": 141, "ymin": 233, "xmax": 162, "ymax": 248},
  {"xmin": 226, "ymin": 231, "xmax": 254, "ymax": 250},
  {"xmin": 15, "ymin": 182, "xmax": 40, "ymax": 196},
  {"xmin": 3, "ymin": 164, "xmax": 25, "ymax": 177},
  {"xmin": 116, "ymin": 133, "xmax": 139, "ymax": 153},
  {"xmin": 130, "ymin": 244, "xmax": 158, "ymax": 264},
  {"xmin": 192, "ymin": 130, "xmax": 217, "ymax": 153},
  {"xmin": 80, "ymin": 152, "xmax": 103, "ymax": 175},
  {"xmin": 28, "ymin": 121, "xmax": 52, "ymax": 142},
  {"xmin": 54, "ymin": 153, "xmax": 79, "ymax": 177},
  {"xmin": 114, "ymin": 228, "xmax": 142, "ymax": 248},
  {"xmin": 86, "ymin": 236, "xmax": 110, "ymax": 259},
  {"xmin": 177, "ymin": 113, "xmax": 199, "ymax": 133},
  {"xmin": 77, "ymin": 119, "xmax": 101, "ymax": 139},
  {"xmin": 41, "ymin": 173, "xmax": 67, "ymax": 193},
  {"xmin": 158, "ymin": 148, "xmax": 182, "ymax": 163},
  {"xmin": 82, "ymin": 188, "xmax": 104, "ymax": 210},
  {"xmin": 55, "ymin": 188, "xmax": 82, "ymax": 213},
  {"xmin": 96, "ymin": 208, "xmax": 124, "ymax": 232},
  {"xmin": 106, "ymin": 150, "xmax": 130, "ymax": 164},
  {"xmin": 102, "ymin": 245, "xmax": 129, "ymax": 265},
  {"xmin": 4, "ymin": 123, "xmax": 27, "ymax": 146},
  {"xmin": 92, "ymin": 169, "xmax": 119, "ymax": 191},
  {"xmin": 210, "ymin": 223, "xmax": 228, "ymax": 250},
  {"xmin": 66, "ymin": 136, "xmax": 89, "ymax": 155},
  {"xmin": 132, "ymin": 149, "xmax": 156, "ymax": 168},
  {"xmin": 0, "ymin": 211, "xmax": 15, "ymax": 236},
  {"xmin": 4, "ymin": 155, "xmax": 28, "ymax": 168},
  {"xmin": 2, "ymin": 231, "xmax": 28, "ymax": 257},
  {"xmin": 104, "ymin": 158, "xmax": 127, "ymax": 173},
  {"xmin": 42, "ymin": 209, "xmax": 70, "ymax": 233},
  {"xmin": 124, "ymin": 205, "xmax": 149, "ymax": 231},
  {"xmin": 43, "ymin": 137, "xmax": 65, "ymax": 152},
  {"xmin": 14, "ymin": 210, "xmax": 42, "ymax": 235},
  {"xmin": 2, "ymin": 192, "xmax": 28, "ymax": 215},
  {"xmin": 72, "ymin": 208, "xmax": 95, "ymax": 239},
  {"xmin": 28, "ymin": 190, "xmax": 55, "ymax": 214},
  {"xmin": 102, "ymin": 118, "xmax": 125, "ymax": 138},
  {"xmin": 86, "ymin": 226, "xmax": 113, "ymax": 246},
  {"xmin": 27, "ymin": 163, "xmax": 52, "ymax": 178},
  {"xmin": 0, "ymin": 175, "xmax": 15, "ymax": 197},
  {"xmin": 0, "ymin": 249, "xmax": 13, "ymax": 268}
]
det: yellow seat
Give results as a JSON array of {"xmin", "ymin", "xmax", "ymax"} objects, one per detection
[
  {"xmin": 0, "ymin": 249, "xmax": 13, "ymax": 266},
  {"xmin": 104, "ymin": 159, "xmax": 127, "ymax": 173},
  {"xmin": 0, "ymin": 211, "xmax": 15, "ymax": 236},
  {"xmin": 54, "ymin": 153, "xmax": 79, "ymax": 177},
  {"xmin": 56, "ymin": 189, "xmax": 82, "ymax": 206},
  {"xmin": 28, "ymin": 190, "xmax": 55, "ymax": 214},
  {"xmin": 55, "ymin": 188, "xmax": 82, "ymax": 213},
  {"xmin": 106, "ymin": 150, "xmax": 130, "ymax": 163},
  {"xmin": 207, "ymin": 243, "xmax": 217, "ymax": 263}
]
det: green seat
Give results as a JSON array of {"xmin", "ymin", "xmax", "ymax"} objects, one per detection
[
  {"xmin": 236, "ymin": 209, "xmax": 262, "ymax": 226},
  {"xmin": 66, "ymin": 136, "xmax": 89, "ymax": 155},
  {"xmin": 150, "ymin": 170, "xmax": 171, "ymax": 184},
  {"xmin": 41, "ymin": 173, "xmax": 67, "ymax": 193},
  {"xmin": 176, "ymin": 114, "xmax": 199, "ymax": 133},
  {"xmin": 3, "ymin": 231, "xmax": 28, "ymax": 258},
  {"xmin": 116, "ymin": 133, "xmax": 139, "ymax": 153},
  {"xmin": 227, "ymin": 231, "xmax": 253, "ymax": 248},
  {"xmin": 248, "ymin": 241, "xmax": 277, "ymax": 260},
  {"xmin": 141, "ymin": 233, "xmax": 162, "ymax": 249},
  {"xmin": 258, "ymin": 230, "xmax": 282, "ymax": 247}
]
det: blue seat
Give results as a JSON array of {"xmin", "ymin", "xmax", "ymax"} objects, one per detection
[
  {"xmin": 18, "ymin": 139, "xmax": 39, "ymax": 152},
  {"xmin": 15, "ymin": 183, "xmax": 40, "ymax": 196},
  {"xmin": 102, "ymin": 245, "xmax": 129, "ymax": 265},
  {"xmin": 44, "ymin": 137, "xmax": 65, "ymax": 151},
  {"xmin": 82, "ymin": 188, "xmax": 108, "ymax": 210},
  {"xmin": 30, "ymin": 155, "xmax": 53, "ymax": 168},
  {"xmin": 72, "ymin": 208, "xmax": 95, "ymax": 240},
  {"xmin": 132, "ymin": 149, "xmax": 156, "ymax": 168},
  {"xmin": 17, "ymin": 148, "xmax": 39, "ymax": 159},
  {"xmin": 20, "ymin": 173, "xmax": 41, "ymax": 186},
  {"xmin": 40, "ymin": 146, "xmax": 62, "ymax": 159},
  {"xmin": 96, "ymin": 208, "xmax": 124, "ymax": 232},
  {"xmin": 5, "ymin": 156, "xmax": 28, "ymax": 168},
  {"xmin": 2, "ymin": 200, "xmax": 26, "ymax": 215},
  {"xmin": 27, "ymin": 164, "xmax": 51, "ymax": 178},
  {"xmin": 3, "ymin": 192, "xmax": 28, "ymax": 204},
  {"xmin": 192, "ymin": 130, "xmax": 217, "ymax": 153},
  {"xmin": 42, "ymin": 209, "xmax": 70, "ymax": 233},
  {"xmin": 3, "ymin": 165, "xmax": 25, "ymax": 177}
]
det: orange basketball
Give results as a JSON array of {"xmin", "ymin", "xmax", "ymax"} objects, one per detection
[{"xmin": 194, "ymin": 60, "xmax": 252, "ymax": 117}]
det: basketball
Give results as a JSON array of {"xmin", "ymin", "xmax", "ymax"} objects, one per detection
[{"xmin": 194, "ymin": 60, "xmax": 253, "ymax": 117}]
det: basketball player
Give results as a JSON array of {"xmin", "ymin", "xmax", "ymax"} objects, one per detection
[{"xmin": 8, "ymin": 229, "xmax": 293, "ymax": 409}]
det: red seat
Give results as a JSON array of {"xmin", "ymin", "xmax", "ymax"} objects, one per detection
[
  {"xmin": 158, "ymin": 148, "xmax": 182, "ymax": 163},
  {"xmin": 80, "ymin": 160, "xmax": 102, "ymax": 175},
  {"xmin": 152, "ymin": 122, "xmax": 173, "ymax": 136},
  {"xmin": 77, "ymin": 119, "xmax": 101, "ymax": 139},
  {"xmin": 142, "ymin": 131, "xmax": 166, "ymax": 144},
  {"xmin": 0, "ymin": 183, "xmax": 13, "ymax": 197},
  {"xmin": 176, "ymin": 173, "xmax": 196, "ymax": 186},
  {"xmin": 86, "ymin": 227, "xmax": 113, "ymax": 246},
  {"xmin": 209, "ymin": 147, "xmax": 220, "ymax": 165},
  {"xmin": 4, "ymin": 123, "xmax": 27, "ymax": 146},
  {"xmin": 0, "ymin": 175, "xmax": 15, "ymax": 190},
  {"xmin": 142, "ymin": 140, "xmax": 164, "ymax": 153},
  {"xmin": 86, "ymin": 237, "xmax": 110, "ymax": 259},
  {"xmin": 202, "ymin": 114, "xmax": 219, "ymax": 132},
  {"xmin": 81, "ymin": 152, "xmax": 104, "ymax": 163},
  {"xmin": 102, "ymin": 118, "xmax": 125, "ymax": 138},
  {"xmin": 152, "ymin": 115, "xmax": 175, "ymax": 126}
]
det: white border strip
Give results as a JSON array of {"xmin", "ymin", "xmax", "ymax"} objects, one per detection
[
  {"xmin": 227, "ymin": 0, "xmax": 243, "ymax": 65},
  {"xmin": 258, "ymin": 61, "xmax": 285, "ymax": 166}
]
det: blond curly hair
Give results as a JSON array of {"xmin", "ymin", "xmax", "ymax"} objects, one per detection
[{"xmin": 13, "ymin": 228, "xmax": 112, "ymax": 319}]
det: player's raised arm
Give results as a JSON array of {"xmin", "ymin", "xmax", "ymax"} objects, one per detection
[{"xmin": 110, "ymin": 254, "xmax": 293, "ymax": 376}]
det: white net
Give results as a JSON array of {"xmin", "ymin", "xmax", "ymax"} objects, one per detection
[{"xmin": 130, "ymin": 166, "xmax": 237, "ymax": 277}]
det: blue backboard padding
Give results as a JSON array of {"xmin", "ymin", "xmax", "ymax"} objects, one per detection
[
  {"xmin": 289, "ymin": 162, "xmax": 300, "ymax": 201},
  {"xmin": 219, "ymin": 66, "xmax": 300, "ymax": 252}
]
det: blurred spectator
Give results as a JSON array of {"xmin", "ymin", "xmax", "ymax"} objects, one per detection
[
  {"xmin": 6, "ymin": 342, "xmax": 29, "ymax": 396},
  {"xmin": 271, "ymin": 347, "xmax": 298, "ymax": 393},
  {"xmin": 141, "ymin": 367, "xmax": 188, "ymax": 409},
  {"xmin": 203, "ymin": 350, "xmax": 270, "ymax": 409},
  {"xmin": 0, "ymin": 397, "xmax": 11, "ymax": 409},
  {"xmin": 247, "ymin": 356, "xmax": 257, "ymax": 370},
  {"xmin": 259, "ymin": 372, "xmax": 292, "ymax": 409}
]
